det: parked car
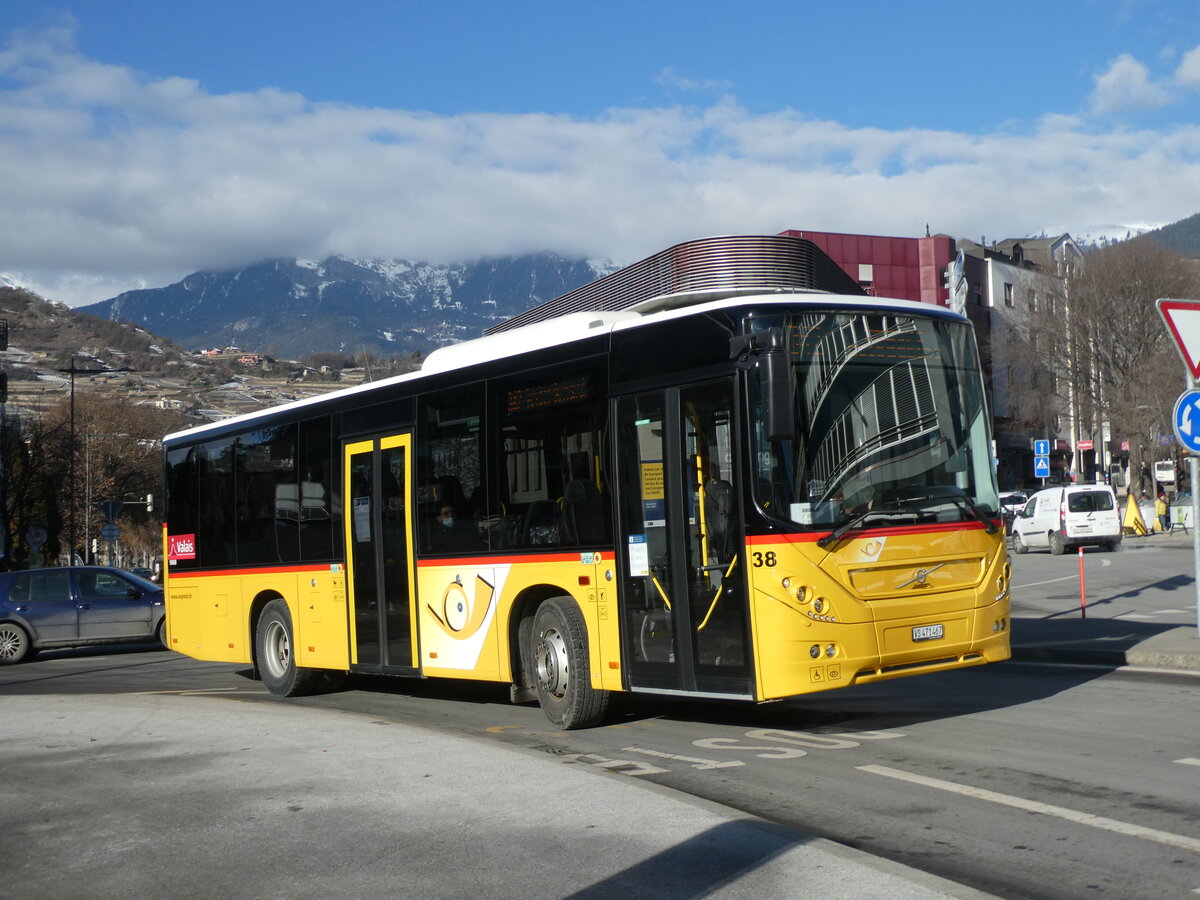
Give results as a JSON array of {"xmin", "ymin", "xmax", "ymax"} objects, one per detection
[
  {"xmin": 1010, "ymin": 485, "xmax": 1122, "ymax": 555},
  {"xmin": 128, "ymin": 566, "xmax": 154, "ymax": 580},
  {"xmin": 0, "ymin": 566, "xmax": 165, "ymax": 664},
  {"xmin": 998, "ymin": 492, "xmax": 1028, "ymax": 533}
]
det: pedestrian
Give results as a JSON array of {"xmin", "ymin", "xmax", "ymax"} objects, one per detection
[{"xmin": 1156, "ymin": 491, "xmax": 1170, "ymax": 533}]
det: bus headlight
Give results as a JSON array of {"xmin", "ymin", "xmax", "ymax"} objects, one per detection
[
  {"xmin": 825, "ymin": 644, "xmax": 837, "ymax": 658},
  {"xmin": 812, "ymin": 597, "xmax": 826, "ymax": 615},
  {"xmin": 780, "ymin": 577, "xmax": 813, "ymax": 605},
  {"xmin": 810, "ymin": 644, "xmax": 821, "ymax": 659}
]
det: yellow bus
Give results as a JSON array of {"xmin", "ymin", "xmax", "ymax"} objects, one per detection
[{"xmin": 162, "ymin": 235, "xmax": 1010, "ymax": 728}]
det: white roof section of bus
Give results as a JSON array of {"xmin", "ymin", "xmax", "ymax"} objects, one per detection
[
  {"xmin": 164, "ymin": 290, "xmax": 962, "ymax": 444},
  {"xmin": 420, "ymin": 310, "xmax": 641, "ymax": 374}
]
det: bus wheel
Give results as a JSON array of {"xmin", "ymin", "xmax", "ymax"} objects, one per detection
[
  {"xmin": 256, "ymin": 599, "xmax": 320, "ymax": 697},
  {"xmin": 156, "ymin": 618, "xmax": 167, "ymax": 648},
  {"xmin": 531, "ymin": 597, "xmax": 609, "ymax": 730},
  {"xmin": 0, "ymin": 622, "xmax": 30, "ymax": 664}
]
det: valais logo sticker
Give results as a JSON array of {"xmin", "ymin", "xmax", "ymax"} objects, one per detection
[{"xmin": 168, "ymin": 534, "xmax": 197, "ymax": 560}]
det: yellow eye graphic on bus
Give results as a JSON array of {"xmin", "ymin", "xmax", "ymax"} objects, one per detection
[{"xmin": 426, "ymin": 575, "xmax": 495, "ymax": 640}]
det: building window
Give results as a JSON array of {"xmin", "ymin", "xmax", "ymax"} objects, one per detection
[
  {"xmin": 971, "ymin": 283, "xmax": 982, "ymax": 305},
  {"xmin": 1030, "ymin": 291, "xmax": 1039, "ymax": 312},
  {"xmin": 1003, "ymin": 283, "xmax": 1014, "ymax": 306}
]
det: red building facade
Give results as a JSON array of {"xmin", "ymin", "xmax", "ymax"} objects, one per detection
[{"xmin": 778, "ymin": 229, "xmax": 955, "ymax": 306}]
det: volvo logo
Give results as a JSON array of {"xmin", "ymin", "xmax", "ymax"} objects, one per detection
[{"xmin": 899, "ymin": 563, "xmax": 945, "ymax": 589}]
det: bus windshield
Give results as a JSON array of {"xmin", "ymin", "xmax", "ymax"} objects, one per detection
[{"xmin": 748, "ymin": 310, "xmax": 999, "ymax": 534}]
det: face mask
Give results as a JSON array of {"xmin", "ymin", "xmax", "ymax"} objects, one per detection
[{"xmin": 442, "ymin": 517, "xmax": 454, "ymax": 528}]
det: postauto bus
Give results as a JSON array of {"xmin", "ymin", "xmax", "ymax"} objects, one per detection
[{"xmin": 162, "ymin": 237, "xmax": 1010, "ymax": 728}]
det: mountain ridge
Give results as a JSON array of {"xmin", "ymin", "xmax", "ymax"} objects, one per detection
[{"xmin": 80, "ymin": 253, "xmax": 613, "ymax": 358}]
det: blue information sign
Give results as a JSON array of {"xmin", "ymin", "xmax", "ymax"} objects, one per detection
[
  {"xmin": 1033, "ymin": 439, "xmax": 1050, "ymax": 457},
  {"xmin": 1034, "ymin": 456, "xmax": 1050, "ymax": 478},
  {"xmin": 1172, "ymin": 390, "xmax": 1200, "ymax": 453}
]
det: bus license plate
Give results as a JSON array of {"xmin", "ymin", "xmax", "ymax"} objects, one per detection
[{"xmin": 913, "ymin": 624, "xmax": 944, "ymax": 642}]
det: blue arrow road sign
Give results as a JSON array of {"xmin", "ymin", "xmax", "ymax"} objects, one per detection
[
  {"xmin": 1034, "ymin": 456, "xmax": 1050, "ymax": 478},
  {"xmin": 1034, "ymin": 439, "xmax": 1050, "ymax": 456},
  {"xmin": 1172, "ymin": 390, "xmax": 1200, "ymax": 453}
]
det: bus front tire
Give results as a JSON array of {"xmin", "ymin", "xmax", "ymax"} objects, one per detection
[
  {"xmin": 531, "ymin": 597, "xmax": 609, "ymax": 730},
  {"xmin": 256, "ymin": 599, "xmax": 320, "ymax": 697}
]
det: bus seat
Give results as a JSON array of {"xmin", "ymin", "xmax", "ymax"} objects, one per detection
[
  {"xmin": 523, "ymin": 499, "xmax": 561, "ymax": 546},
  {"xmin": 562, "ymin": 479, "xmax": 604, "ymax": 544}
]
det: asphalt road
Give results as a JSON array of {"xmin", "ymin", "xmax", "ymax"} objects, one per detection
[{"xmin": 3, "ymin": 537, "xmax": 1199, "ymax": 898}]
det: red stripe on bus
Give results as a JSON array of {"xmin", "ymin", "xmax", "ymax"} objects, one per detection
[
  {"xmin": 168, "ymin": 564, "xmax": 334, "ymax": 578},
  {"xmin": 746, "ymin": 519, "xmax": 999, "ymax": 545},
  {"xmin": 416, "ymin": 552, "xmax": 585, "ymax": 568}
]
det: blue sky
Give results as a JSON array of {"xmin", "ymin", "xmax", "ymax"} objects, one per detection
[{"xmin": 2, "ymin": 1, "xmax": 1199, "ymax": 305}]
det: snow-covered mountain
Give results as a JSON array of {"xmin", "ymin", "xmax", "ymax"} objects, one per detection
[{"xmin": 79, "ymin": 253, "xmax": 612, "ymax": 358}]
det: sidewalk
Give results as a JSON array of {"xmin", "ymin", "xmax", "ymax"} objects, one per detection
[
  {"xmin": 1, "ymin": 691, "xmax": 994, "ymax": 900},
  {"xmin": 1011, "ymin": 615, "xmax": 1200, "ymax": 671},
  {"xmin": 1011, "ymin": 522, "xmax": 1200, "ymax": 671}
]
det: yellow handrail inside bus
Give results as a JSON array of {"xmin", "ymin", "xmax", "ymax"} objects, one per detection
[
  {"xmin": 696, "ymin": 555, "xmax": 738, "ymax": 632},
  {"xmin": 650, "ymin": 574, "xmax": 672, "ymax": 611}
]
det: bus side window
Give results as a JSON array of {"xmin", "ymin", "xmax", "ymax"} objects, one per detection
[{"xmin": 417, "ymin": 386, "xmax": 486, "ymax": 554}]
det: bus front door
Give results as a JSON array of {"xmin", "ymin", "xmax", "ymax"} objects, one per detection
[
  {"xmin": 615, "ymin": 382, "xmax": 752, "ymax": 698},
  {"xmin": 344, "ymin": 434, "xmax": 418, "ymax": 673}
]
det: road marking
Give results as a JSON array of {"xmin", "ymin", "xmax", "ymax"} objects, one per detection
[
  {"xmin": 1012, "ymin": 574, "xmax": 1078, "ymax": 590},
  {"xmin": 1177, "ymin": 758, "xmax": 1200, "ymax": 767},
  {"xmin": 859, "ymin": 764, "xmax": 1200, "ymax": 854},
  {"xmin": 563, "ymin": 753, "xmax": 668, "ymax": 776},
  {"xmin": 623, "ymin": 746, "xmax": 744, "ymax": 769},
  {"xmin": 133, "ymin": 688, "xmax": 254, "ymax": 695}
]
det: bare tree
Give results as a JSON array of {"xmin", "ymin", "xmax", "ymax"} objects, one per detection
[
  {"xmin": 35, "ymin": 394, "xmax": 189, "ymax": 565},
  {"xmin": 1061, "ymin": 240, "xmax": 1200, "ymax": 485}
]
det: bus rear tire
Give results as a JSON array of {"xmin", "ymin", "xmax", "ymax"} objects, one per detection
[
  {"xmin": 531, "ymin": 597, "xmax": 609, "ymax": 730},
  {"xmin": 256, "ymin": 599, "xmax": 320, "ymax": 697}
]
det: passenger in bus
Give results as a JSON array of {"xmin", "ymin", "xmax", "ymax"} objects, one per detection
[{"xmin": 432, "ymin": 505, "xmax": 470, "ymax": 552}]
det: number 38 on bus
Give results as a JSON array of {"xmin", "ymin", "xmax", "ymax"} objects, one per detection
[{"xmin": 161, "ymin": 235, "xmax": 1010, "ymax": 729}]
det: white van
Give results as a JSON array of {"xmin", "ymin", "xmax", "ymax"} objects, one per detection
[{"xmin": 1010, "ymin": 485, "xmax": 1122, "ymax": 555}]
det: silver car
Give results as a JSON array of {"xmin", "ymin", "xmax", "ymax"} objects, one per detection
[{"xmin": 0, "ymin": 566, "xmax": 165, "ymax": 664}]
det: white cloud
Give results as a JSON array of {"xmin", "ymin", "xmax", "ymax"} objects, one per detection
[
  {"xmin": 1089, "ymin": 53, "xmax": 1172, "ymax": 114},
  {"xmin": 1177, "ymin": 44, "xmax": 1200, "ymax": 89},
  {"xmin": 1, "ymin": 27, "xmax": 1199, "ymax": 307}
]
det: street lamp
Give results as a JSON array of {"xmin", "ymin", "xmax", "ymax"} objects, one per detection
[{"xmin": 57, "ymin": 358, "xmax": 118, "ymax": 563}]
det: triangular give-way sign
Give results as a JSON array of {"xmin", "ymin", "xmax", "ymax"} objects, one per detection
[{"xmin": 1157, "ymin": 298, "xmax": 1200, "ymax": 380}]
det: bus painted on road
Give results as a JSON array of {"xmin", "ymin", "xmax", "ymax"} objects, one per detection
[{"xmin": 162, "ymin": 236, "xmax": 1010, "ymax": 728}]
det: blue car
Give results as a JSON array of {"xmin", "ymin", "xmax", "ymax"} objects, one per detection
[{"xmin": 0, "ymin": 566, "xmax": 166, "ymax": 664}]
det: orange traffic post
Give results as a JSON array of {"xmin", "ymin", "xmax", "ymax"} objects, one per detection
[{"xmin": 1078, "ymin": 546, "xmax": 1087, "ymax": 618}]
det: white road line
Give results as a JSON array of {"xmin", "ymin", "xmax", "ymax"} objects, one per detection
[
  {"xmin": 859, "ymin": 764, "xmax": 1200, "ymax": 854},
  {"xmin": 563, "ymin": 753, "xmax": 668, "ymax": 776},
  {"xmin": 623, "ymin": 746, "xmax": 745, "ymax": 769},
  {"xmin": 1011, "ymin": 574, "xmax": 1078, "ymax": 590},
  {"xmin": 1177, "ymin": 758, "xmax": 1200, "ymax": 767}
]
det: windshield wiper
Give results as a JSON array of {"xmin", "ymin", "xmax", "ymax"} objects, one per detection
[
  {"xmin": 890, "ymin": 488, "xmax": 999, "ymax": 534},
  {"xmin": 947, "ymin": 494, "xmax": 999, "ymax": 533},
  {"xmin": 817, "ymin": 508, "xmax": 912, "ymax": 549}
]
